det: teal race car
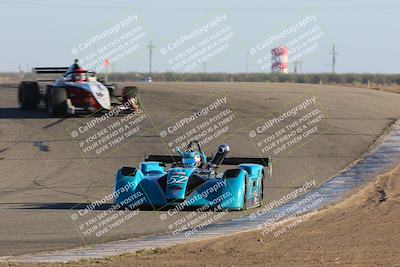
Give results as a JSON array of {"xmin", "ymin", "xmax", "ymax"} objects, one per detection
[{"xmin": 113, "ymin": 141, "xmax": 271, "ymax": 211}]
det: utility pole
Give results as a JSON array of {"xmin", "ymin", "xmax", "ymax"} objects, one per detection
[
  {"xmin": 202, "ymin": 62, "xmax": 206, "ymax": 73},
  {"xmin": 294, "ymin": 61, "xmax": 303, "ymax": 74},
  {"xmin": 147, "ymin": 41, "xmax": 155, "ymax": 79},
  {"xmin": 246, "ymin": 51, "xmax": 249, "ymax": 76},
  {"xmin": 330, "ymin": 45, "xmax": 338, "ymax": 73}
]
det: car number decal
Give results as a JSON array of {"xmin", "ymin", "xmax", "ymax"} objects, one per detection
[{"xmin": 167, "ymin": 175, "xmax": 188, "ymax": 184}]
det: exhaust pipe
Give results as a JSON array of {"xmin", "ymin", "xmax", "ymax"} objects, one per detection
[{"xmin": 211, "ymin": 144, "xmax": 230, "ymax": 165}]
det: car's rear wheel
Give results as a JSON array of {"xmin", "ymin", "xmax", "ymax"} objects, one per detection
[
  {"xmin": 123, "ymin": 86, "xmax": 138, "ymax": 98},
  {"xmin": 18, "ymin": 81, "xmax": 40, "ymax": 110},
  {"xmin": 47, "ymin": 87, "xmax": 67, "ymax": 116},
  {"xmin": 122, "ymin": 86, "xmax": 139, "ymax": 111},
  {"xmin": 241, "ymin": 180, "xmax": 247, "ymax": 211},
  {"xmin": 258, "ymin": 175, "xmax": 264, "ymax": 207}
]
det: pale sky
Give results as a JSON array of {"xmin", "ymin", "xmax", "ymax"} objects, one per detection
[{"xmin": 0, "ymin": 0, "xmax": 398, "ymax": 73}]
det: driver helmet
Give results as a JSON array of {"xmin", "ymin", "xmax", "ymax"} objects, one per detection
[
  {"xmin": 72, "ymin": 68, "xmax": 87, "ymax": 82},
  {"xmin": 193, "ymin": 154, "xmax": 201, "ymax": 167},
  {"xmin": 182, "ymin": 152, "xmax": 202, "ymax": 167}
]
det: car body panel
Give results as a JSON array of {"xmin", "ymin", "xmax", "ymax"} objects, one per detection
[
  {"xmin": 53, "ymin": 78, "xmax": 111, "ymax": 110},
  {"xmin": 114, "ymin": 158, "xmax": 268, "ymax": 211}
]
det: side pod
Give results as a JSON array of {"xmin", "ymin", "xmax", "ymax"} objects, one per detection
[{"xmin": 114, "ymin": 167, "xmax": 144, "ymax": 207}]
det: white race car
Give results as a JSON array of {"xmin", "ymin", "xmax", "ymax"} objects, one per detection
[{"xmin": 18, "ymin": 59, "xmax": 139, "ymax": 115}]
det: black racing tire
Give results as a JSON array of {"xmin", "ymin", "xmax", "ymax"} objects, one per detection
[
  {"xmin": 18, "ymin": 81, "xmax": 40, "ymax": 110},
  {"xmin": 241, "ymin": 180, "xmax": 247, "ymax": 211},
  {"xmin": 122, "ymin": 86, "xmax": 139, "ymax": 110},
  {"xmin": 123, "ymin": 86, "xmax": 138, "ymax": 99},
  {"xmin": 259, "ymin": 175, "xmax": 264, "ymax": 207},
  {"xmin": 47, "ymin": 87, "xmax": 67, "ymax": 116}
]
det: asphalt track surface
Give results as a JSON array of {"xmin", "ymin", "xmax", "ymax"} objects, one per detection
[{"xmin": 0, "ymin": 82, "xmax": 399, "ymax": 256}]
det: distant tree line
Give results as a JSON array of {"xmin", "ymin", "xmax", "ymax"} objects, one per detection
[
  {"xmin": 1, "ymin": 72, "xmax": 400, "ymax": 86},
  {"xmin": 107, "ymin": 72, "xmax": 400, "ymax": 85}
]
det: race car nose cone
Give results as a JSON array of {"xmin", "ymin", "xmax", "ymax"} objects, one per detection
[{"xmin": 168, "ymin": 185, "xmax": 183, "ymax": 190}]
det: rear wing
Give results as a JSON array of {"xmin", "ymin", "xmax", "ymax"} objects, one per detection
[
  {"xmin": 219, "ymin": 157, "xmax": 270, "ymax": 166},
  {"xmin": 31, "ymin": 67, "xmax": 68, "ymax": 82},
  {"xmin": 33, "ymin": 67, "xmax": 69, "ymax": 74},
  {"xmin": 145, "ymin": 155, "xmax": 270, "ymax": 166}
]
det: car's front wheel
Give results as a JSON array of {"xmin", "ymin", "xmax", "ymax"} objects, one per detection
[
  {"xmin": 47, "ymin": 87, "xmax": 67, "ymax": 116},
  {"xmin": 122, "ymin": 86, "xmax": 139, "ymax": 112}
]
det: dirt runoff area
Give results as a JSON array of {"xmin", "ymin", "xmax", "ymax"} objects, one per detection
[{"xmin": 4, "ymin": 165, "xmax": 400, "ymax": 267}]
